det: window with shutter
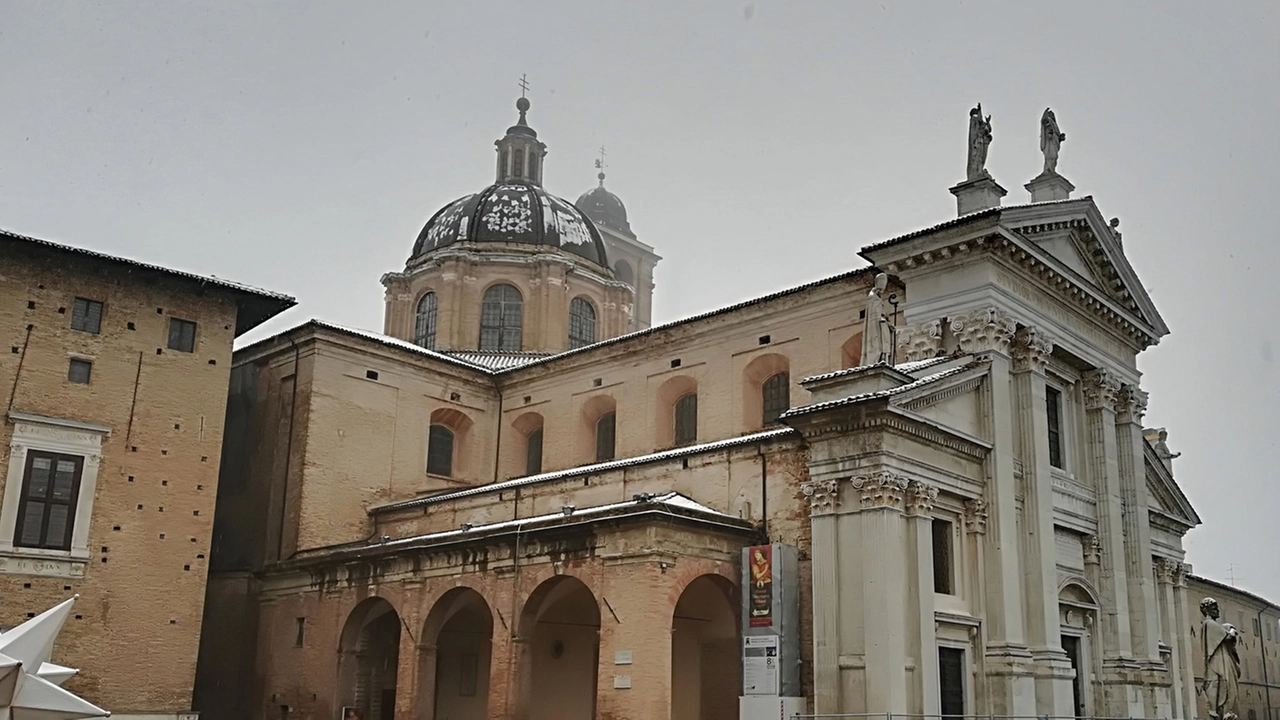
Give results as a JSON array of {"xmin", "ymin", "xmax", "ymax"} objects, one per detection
[
  {"xmin": 526, "ymin": 428, "xmax": 543, "ymax": 476},
  {"xmin": 595, "ymin": 412, "xmax": 616, "ymax": 463},
  {"xmin": 427, "ymin": 425, "xmax": 454, "ymax": 477},
  {"xmin": 14, "ymin": 452, "xmax": 82, "ymax": 551},
  {"xmin": 168, "ymin": 318, "xmax": 197, "ymax": 353},
  {"xmin": 762, "ymin": 372, "xmax": 790, "ymax": 425},
  {"xmin": 70, "ymin": 298, "xmax": 103, "ymax": 334},
  {"xmin": 674, "ymin": 393, "xmax": 697, "ymax": 446}
]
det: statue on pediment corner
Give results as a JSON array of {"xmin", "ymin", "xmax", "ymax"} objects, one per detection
[
  {"xmin": 1040, "ymin": 108, "xmax": 1066, "ymax": 175},
  {"xmin": 967, "ymin": 104, "xmax": 993, "ymax": 182}
]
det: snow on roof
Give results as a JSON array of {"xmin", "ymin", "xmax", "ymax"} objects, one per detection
[
  {"xmin": 800, "ymin": 355, "xmax": 954, "ymax": 385},
  {"xmin": 374, "ymin": 427, "xmax": 797, "ymax": 513},
  {"xmin": 364, "ymin": 491, "xmax": 743, "ymax": 552},
  {"xmin": 445, "ymin": 350, "xmax": 553, "ymax": 371},
  {"xmin": 857, "ymin": 197, "xmax": 1093, "ymax": 256},
  {"xmin": 784, "ymin": 358, "xmax": 987, "ymax": 418}
]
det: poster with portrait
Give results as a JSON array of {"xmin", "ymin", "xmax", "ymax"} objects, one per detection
[{"xmin": 748, "ymin": 544, "xmax": 773, "ymax": 627}]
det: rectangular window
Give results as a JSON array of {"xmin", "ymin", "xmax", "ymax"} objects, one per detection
[
  {"xmin": 1255, "ymin": 617, "xmax": 1263, "ymax": 636},
  {"xmin": 427, "ymin": 425, "xmax": 454, "ymax": 477},
  {"xmin": 938, "ymin": 647, "xmax": 965, "ymax": 719},
  {"xmin": 1046, "ymin": 386, "xmax": 1064, "ymax": 469},
  {"xmin": 932, "ymin": 518, "xmax": 954, "ymax": 594},
  {"xmin": 167, "ymin": 318, "xmax": 197, "ymax": 353},
  {"xmin": 70, "ymin": 298, "xmax": 103, "ymax": 334},
  {"xmin": 525, "ymin": 429, "xmax": 543, "ymax": 476},
  {"xmin": 294, "ymin": 617, "xmax": 305, "ymax": 647},
  {"xmin": 595, "ymin": 412, "xmax": 616, "ymax": 463},
  {"xmin": 14, "ymin": 451, "xmax": 82, "ymax": 551},
  {"xmin": 674, "ymin": 394, "xmax": 698, "ymax": 447},
  {"xmin": 67, "ymin": 359, "xmax": 92, "ymax": 384}
]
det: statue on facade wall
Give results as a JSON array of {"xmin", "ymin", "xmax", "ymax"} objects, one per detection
[
  {"xmin": 966, "ymin": 104, "xmax": 993, "ymax": 181},
  {"xmin": 1200, "ymin": 597, "xmax": 1241, "ymax": 720},
  {"xmin": 860, "ymin": 272, "xmax": 891, "ymax": 365},
  {"xmin": 1040, "ymin": 108, "xmax": 1066, "ymax": 174}
]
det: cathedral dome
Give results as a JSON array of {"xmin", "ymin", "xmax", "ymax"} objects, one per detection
[
  {"xmin": 576, "ymin": 172, "xmax": 633, "ymax": 236},
  {"xmin": 412, "ymin": 182, "xmax": 610, "ymax": 268}
]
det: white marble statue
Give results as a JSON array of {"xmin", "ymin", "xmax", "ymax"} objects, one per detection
[
  {"xmin": 966, "ymin": 104, "xmax": 993, "ymax": 181},
  {"xmin": 1040, "ymin": 107, "xmax": 1066, "ymax": 174},
  {"xmin": 1200, "ymin": 597, "xmax": 1241, "ymax": 720},
  {"xmin": 0, "ymin": 596, "xmax": 107, "ymax": 720},
  {"xmin": 860, "ymin": 272, "xmax": 891, "ymax": 366}
]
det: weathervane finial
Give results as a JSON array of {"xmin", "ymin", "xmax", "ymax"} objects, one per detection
[
  {"xmin": 518, "ymin": 73, "xmax": 530, "ymax": 99},
  {"xmin": 595, "ymin": 146, "xmax": 607, "ymax": 186}
]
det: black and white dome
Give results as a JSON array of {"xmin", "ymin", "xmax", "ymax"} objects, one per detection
[
  {"xmin": 412, "ymin": 183, "xmax": 610, "ymax": 267},
  {"xmin": 576, "ymin": 173, "xmax": 633, "ymax": 237}
]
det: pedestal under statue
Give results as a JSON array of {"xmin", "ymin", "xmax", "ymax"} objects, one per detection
[{"xmin": 1200, "ymin": 597, "xmax": 1241, "ymax": 720}]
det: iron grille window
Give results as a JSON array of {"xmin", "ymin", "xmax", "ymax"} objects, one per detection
[
  {"xmin": 1046, "ymin": 387, "xmax": 1064, "ymax": 469},
  {"xmin": 568, "ymin": 297, "xmax": 597, "ymax": 349},
  {"xmin": 15, "ymin": 451, "xmax": 82, "ymax": 551},
  {"xmin": 67, "ymin": 359, "xmax": 92, "ymax": 384},
  {"xmin": 479, "ymin": 285, "xmax": 523, "ymax": 351},
  {"xmin": 427, "ymin": 425, "xmax": 454, "ymax": 477},
  {"xmin": 414, "ymin": 292, "xmax": 438, "ymax": 349},
  {"xmin": 596, "ymin": 412, "xmax": 616, "ymax": 463},
  {"xmin": 526, "ymin": 428, "xmax": 543, "ymax": 476},
  {"xmin": 762, "ymin": 372, "xmax": 790, "ymax": 425},
  {"xmin": 674, "ymin": 393, "xmax": 698, "ymax": 446},
  {"xmin": 168, "ymin": 318, "xmax": 197, "ymax": 353},
  {"xmin": 70, "ymin": 298, "xmax": 103, "ymax": 334}
]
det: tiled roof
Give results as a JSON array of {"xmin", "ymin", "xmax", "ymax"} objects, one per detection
[
  {"xmin": 372, "ymin": 427, "xmax": 798, "ymax": 513},
  {"xmin": 445, "ymin": 350, "xmax": 553, "ymax": 371},
  {"xmin": 857, "ymin": 197, "xmax": 1092, "ymax": 256},
  {"xmin": 2, "ymin": 228, "xmax": 295, "ymax": 335},
  {"xmin": 783, "ymin": 358, "xmax": 987, "ymax": 418},
  {"xmin": 800, "ymin": 355, "xmax": 953, "ymax": 385},
  {"xmin": 1187, "ymin": 574, "xmax": 1280, "ymax": 613}
]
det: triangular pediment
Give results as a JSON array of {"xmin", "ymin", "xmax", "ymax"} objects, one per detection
[
  {"xmin": 1001, "ymin": 199, "xmax": 1170, "ymax": 340},
  {"xmin": 1144, "ymin": 443, "xmax": 1200, "ymax": 528}
]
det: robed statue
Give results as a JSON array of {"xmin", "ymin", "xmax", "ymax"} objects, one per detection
[
  {"xmin": 966, "ymin": 104, "xmax": 993, "ymax": 181},
  {"xmin": 1200, "ymin": 597, "xmax": 1241, "ymax": 720},
  {"xmin": 1040, "ymin": 107, "xmax": 1066, "ymax": 174},
  {"xmin": 859, "ymin": 273, "xmax": 891, "ymax": 366}
]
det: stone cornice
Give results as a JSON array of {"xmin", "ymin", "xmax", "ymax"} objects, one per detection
[{"xmin": 790, "ymin": 405, "xmax": 991, "ymax": 460}]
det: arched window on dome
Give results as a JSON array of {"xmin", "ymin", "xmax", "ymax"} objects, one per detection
[
  {"xmin": 569, "ymin": 297, "xmax": 597, "ymax": 349},
  {"xmin": 480, "ymin": 284, "xmax": 523, "ymax": 352},
  {"xmin": 414, "ymin": 292, "xmax": 438, "ymax": 350}
]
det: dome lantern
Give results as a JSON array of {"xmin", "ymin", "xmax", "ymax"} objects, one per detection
[{"xmin": 495, "ymin": 91, "xmax": 547, "ymax": 186}]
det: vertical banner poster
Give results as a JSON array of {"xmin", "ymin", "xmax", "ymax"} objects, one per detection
[{"xmin": 748, "ymin": 544, "xmax": 773, "ymax": 627}]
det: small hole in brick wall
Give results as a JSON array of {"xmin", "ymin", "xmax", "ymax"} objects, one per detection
[
  {"xmin": 101, "ymin": 558, "xmax": 107, "ymax": 563},
  {"xmin": 57, "ymin": 307, "xmax": 66, "ymax": 314},
  {"xmin": 593, "ymin": 378, "xmax": 602, "ymax": 387},
  {"xmin": 450, "ymin": 392, "xmax": 461, "ymax": 402},
  {"xmin": 158, "ymin": 507, "xmax": 164, "ymax": 512},
  {"xmin": 10, "ymin": 348, "xmax": 17, "ymax": 354},
  {"xmin": 127, "ymin": 322, "xmax": 135, "ymax": 330},
  {"xmin": 193, "ymin": 510, "xmax": 200, "ymax": 516},
  {"xmin": 174, "ymin": 423, "xmax": 180, "ymax": 430},
  {"xmin": 670, "ymin": 358, "xmax": 681, "ymax": 368},
  {"xmin": 37, "ymin": 284, "xmax": 44, "ymax": 289},
  {"xmin": 101, "ymin": 547, "xmax": 108, "ymax": 553},
  {"xmin": 131, "ymin": 446, "xmax": 137, "ymax": 452},
  {"xmin": 583, "ymin": 477, "xmax": 590, "ymax": 486},
  {"xmin": 759, "ymin": 335, "xmax": 771, "ymax": 345},
  {"xmin": 156, "ymin": 348, "xmax": 162, "ymax": 355},
  {"xmin": 112, "ymin": 526, "xmax": 120, "ymax": 531},
  {"xmin": 196, "ymin": 553, "xmax": 205, "ymax": 559},
  {"xmin": 523, "ymin": 396, "xmax": 531, "ymax": 404},
  {"xmin": 162, "ymin": 480, "xmax": 168, "ymax": 486},
  {"xmin": 159, "ymin": 533, "xmax": 165, "ymax": 539},
  {"xmin": 169, "ymin": 619, "xmax": 176, "ymax": 625},
  {"xmin": 136, "ymin": 504, "xmax": 143, "ymax": 510},
  {"xmin": 200, "ymin": 457, "xmax": 207, "ymax": 463},
  {"xmin": 63, "ymin": 586, "xmax": 71, "ymax": 591},
  {"xmin": 26, "ymin": 301, "xmax": 35, "ymax": 309},
  {"xmin": 190, "ymin": 538, "xmax": 197, "ymax": 543},
  {"xmin": 26, "ymin": 613, "xmax": 34, "ymax": 619},
  {"xmin": 128, "ymin": 476, "xmax": 134, "ymax": 482},
  {"xmin": 196, "ymin": 484, "xmax": 204, "ymax": 490},
  {"xmin": 183, "ymin": 565, "xmax": 190, "ymax": 571},
  {"xmin": 208, "ymin": 359, "xmax": 216, "ymax": 365},
  {"xmin": 682, "ymin": 458, "xmax": 690, "ymax": 469},
  {"xmin": 74, "ymin": 615, "xmax": 82, "ymax": 620},
  {"xmin": 156, "ymin": 307, "xmax": 163, "ymax": 314},
  {"xmin": 161, "ymin": 449, "xmax": 168, "ymax": 455},
  {"xmin": 365, "ymin": 370, "xmax": 378, "ymax": 380},
  {"xmin": 22, "ymin": 583, "xmax": 30, "ymax": 589}
]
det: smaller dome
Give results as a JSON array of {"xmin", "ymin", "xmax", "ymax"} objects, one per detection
[{"xmin": 576, "ymin": 177, "xmax": 632, "ymax": 236}]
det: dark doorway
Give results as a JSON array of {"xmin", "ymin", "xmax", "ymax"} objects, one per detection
[
  {"xmin": 1062, "ymin": 634, "xmax": 1085, "ymax": 717},
  {"xmin": 938, "ymin": 647, "xmax": 965, "ymax": 719},
  {"xmin": 379, "ymin": 689, "xmax": 395, "ymax": 720}
]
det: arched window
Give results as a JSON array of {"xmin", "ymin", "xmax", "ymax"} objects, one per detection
[
  {"xmin": 414, "ymin": 292, "xmax": 438, "ymax": 349},
  {"xmin": 427, "ymin": 425, "xmax": 454, "ymax": 477},
  {"xmin": 512, "ymin": 149, "xmax": 524, "ymax": 179},
  {"xmin": 595, "ymin": 412, "xmax": 616, "ymax": 463},
  {"xmin": 480, "ymin": 284, "xmax": 523, "ymax": 351},
  {"xmin": 569, "ymin": 297, "xmax": 597, "ymax": 349},
  {"xmin": 762, "ymin": 372, "xmax": 790, "ymax": 426},
  {"xmin": 526, "ymin": 428, "xmax": 543, "ymax": 476},
  {"xmin": 674, "ymin": 393, "xmax": 698, "ymax": 446},
  {"xmin": 528, "ymin": 153, "xmax": 539, "ymax": 181}
]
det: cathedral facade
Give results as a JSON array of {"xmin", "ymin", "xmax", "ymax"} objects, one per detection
[{"xmin": 193, "ymin": 99, "xmax": 1202, "ymax": 720}]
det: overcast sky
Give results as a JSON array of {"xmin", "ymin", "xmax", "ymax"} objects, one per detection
[{"xmin": 3, "ymin": 2, "xmax": 1278, "ymax": 600}]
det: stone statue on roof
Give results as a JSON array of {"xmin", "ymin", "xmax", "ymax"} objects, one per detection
[
  {"xmin": 860, "ymin": 273, "xmax": 891, "ymax": 366},
  {"xmin": 1200, "ymin": 597, "xmax": 1241, "ymax": 720},
  {"xmin": 1041, "ymin": 107, "xmax": 1066, "ymax": 174},
  {"xmin": 966, "ymin": 104, "xmax": 993, "ymax": 181}
]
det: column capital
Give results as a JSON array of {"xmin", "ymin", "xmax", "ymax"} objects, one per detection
[
  {"xmin": 1011, "ymin": 326, "xmax": 1056, "ymax": 374},
  {"xmin": 949, "ymin": 306, "xmax": 1019, "ymax": 355},
  {"xmin": 851, "ymin": 470, "xmax": 911, "ymax": 511},
  {"xmin": 897, "ymin": 319, "xmax": 944, "ymax": 362},
  {"xmin": 1154, "ymin": 557, "xmax": 1180, "ymax": 585},
  {"xmin": 1082, "ymin": 369, "xmax": 1122, "ymax": 410},
  {"xmin": 904, "ymin": 480, "xmax": 939, "ymax": 517},
  {"xmin": 1114, "ymin": 384, "xmax": 1148, "ymax": 425},
  {"xmin": 1176, "ymin": 563, "xmax": 1191, "ymax": 588},
  {"xmin": 963, "ymin": 497, "xmax": 988, "ymax": 534},
  {"xmin": 801, "ymin": 478, "xmax": 842, "ymax": 515}
]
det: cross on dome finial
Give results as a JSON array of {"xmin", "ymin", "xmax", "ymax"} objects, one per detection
[
  {"xmin": 595, "ymin": 146, "xmax": 607, "ymax": 186},
  {"xmin": 515, "ymin": 74, "xmax": 531, "ymax": 125},
  {"xmin": 518, "ymin": 73, "xmax": 530, "ymax": 98}
]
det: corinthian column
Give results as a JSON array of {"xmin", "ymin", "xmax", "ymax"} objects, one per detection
[
  {"xmin": 803, "ymin": 478, "xmax": 842, "ymax": 714},
  {"xmin": 905, "ymin": 480, "xmax": 941, "ymax": 718},
  {"xmin": 1115, "ymin": 385, "xmax": 1163, "ymax": 672},
  {"xmin": 851, "ymin": 471, "xmax": 912, "ymax": 713},
  {"xmin": 1011, "ymin": 327, "xmax": 1075, "ymax": 717}
]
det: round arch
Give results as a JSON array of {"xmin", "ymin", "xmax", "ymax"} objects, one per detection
[
  {"xmin": 671, "ymin": 574, "xmax": 739, "ymax": 720},
  {"xmin": 656, "ymin": 375, "xmax": 698, "ymax": 449},
  {"xmin": 578, "ymin": 394, "xmax": 618, "ymax": 463},
  {"xmin": 742, "ymin": 353, "xmax": 792, "ymax": 432},
  {"xmin": 337, "ymin": 597, "xmax": 402, "ymax": 720},
  {"xmin": 516, "ymin": 575, "xmax": 601, "ymax": 720},
  {"xmin": 418, "ymin": 587, "xmax": 495, "ymax": 720}
]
